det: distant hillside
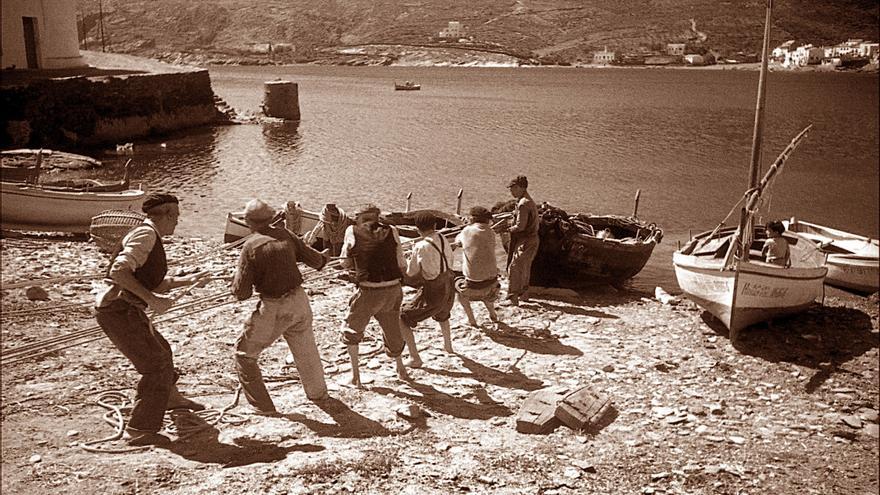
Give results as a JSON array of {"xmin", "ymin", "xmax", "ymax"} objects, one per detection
[{"xmin": 76, "ymin": 0, "xmax": 880, "ymax": 65}]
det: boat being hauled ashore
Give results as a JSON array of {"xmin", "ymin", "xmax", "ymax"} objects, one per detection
[{"xmin": 673, "ymin": 0, "xmax": 827, "ymax": 343}]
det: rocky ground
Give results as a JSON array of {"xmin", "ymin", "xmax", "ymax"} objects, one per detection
[{"xmin": 1, "ymin": 235, "xmax": 878, "ymax": 494}]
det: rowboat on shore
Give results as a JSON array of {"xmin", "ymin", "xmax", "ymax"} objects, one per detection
[
  {"xmin": 394, "ymin": 81, "xmax": 421, "ymax": 91},
  {"xmin": 528, "ymin": 202, "xmax": 663, "ymax": 288},
  {"xmin": 1, "ymin": 182, "xmax": 146, "ymax": 233},
  {"xmin": 223, "ymin": 203, "xmax": 462, "ymax": 243},
  {"xmin": 673, "ymin": 1, "xmax": 826, "ymax": 343},
  {"xmin": 1, "ymin": 150, "xmax": 134, "ymax": 193},
  {"xmin": 783, "ymin": 218, "xmax": 879, "ymax": 294}
]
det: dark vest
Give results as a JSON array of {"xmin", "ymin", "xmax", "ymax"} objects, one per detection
[
  {"xmin": 106, "ymin": 223, "xmax": 167, "ymax": 291},
  {"xmin": 350, "ymin": 222, "xmax": 403, "ymax": 284}
]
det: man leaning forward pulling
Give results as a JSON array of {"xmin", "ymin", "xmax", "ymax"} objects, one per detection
[
  {"xmin": 231, "ymin": 199, "xmax": 330, "ymax": 416},
  {"xmin": 95, "ymin": 193, "xmax": 209, "ymax": 446},
  {"xmin": 339, "ymin": 204, "xmax": 411, "ymax": 386}
]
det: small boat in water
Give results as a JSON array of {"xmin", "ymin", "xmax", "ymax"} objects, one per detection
[
  {"xmin": 673, "ymin": 1, "xmax": 826, "ymax": 342},
  {"xmin": 783, "ymin": 218, "xmax": 879, "ymax": 294},
  {"xmin": 529, "ymin": 202, "xmax": 663, "ymax": 287},
  {"xmin": 1, "ymin": 182, "xmax": 145, "ymax": 233},
  {"xmin": 394, "ymin": 80, "xmax": 421, "ymax": 91}
]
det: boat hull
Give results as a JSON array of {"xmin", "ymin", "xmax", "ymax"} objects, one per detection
[
  {"xmin": 1, "ymin": 182, "xmax": 145, "ymax": 233},
  {"xmin": 673, "ymin": 252, "xmax": 827, "ymax": 339},
  {"xmin": 224, "ymin": 209, "xmax": 320, "ymax": 244},
  {"xmin": 784, "ymin": 219, "xmax": 879, "ymax": 294}
]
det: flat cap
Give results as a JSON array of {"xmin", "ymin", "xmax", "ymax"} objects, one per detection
[
  {"xmin": 244, "ymin": 199, "xmax": 276, "ymax": 224},
  {"xmin": 142, "ymin": 192, "xmax": 179, "ymax": 213}
]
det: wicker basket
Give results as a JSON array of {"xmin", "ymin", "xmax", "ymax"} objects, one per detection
[{"xmin": 90, "ymin": 209, "xmax": 146, "ymax": 252}]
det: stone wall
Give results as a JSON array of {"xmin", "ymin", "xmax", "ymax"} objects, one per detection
[{"xmin": 0, "ymin": 69, "xmax": 223, "ymax": 148}]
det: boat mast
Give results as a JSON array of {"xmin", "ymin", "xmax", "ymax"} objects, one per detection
[{"xmin": 736, "ymin": 0, "xmax": 773, "ymax": 261}]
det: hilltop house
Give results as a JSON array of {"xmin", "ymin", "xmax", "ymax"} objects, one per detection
[
  {"xmin": 592, "ymin": 47, "xmax": 616, "ymax": 65},
  {"xmin": 666, "ymin": 43, "xmax": 686, "ymax": 56},
  {"xmin": 2, "ymin": 0, "xmax": 85, "ymax": 69},
  {"xmin": 439, "ymin": 21, "xmax": 464, "ymax": 40}
]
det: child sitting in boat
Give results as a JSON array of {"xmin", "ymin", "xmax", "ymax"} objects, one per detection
[{"xmin": 762, "ymin": 220, "xmax": 791, "ymax": 267}]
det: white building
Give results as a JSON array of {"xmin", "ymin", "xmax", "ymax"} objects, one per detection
[
  {"xmin": 772, "ymin": 40, "xmax": 795, "ymax": 60},
  {"xmin": 2, "ymin": 0, "xmax": 85, "ymax": 69},
  {"xmin": 666, "ymin": 43, "xmax": 686, "ymax": 56},
  {"xmin": 859, "ymin": 41, "xmax": 879, "ymax": 58},
  {"xmin": 439, "ymin": 21, "xmax": 464, "ymax": 39},
  {"xmin": 592, "ymin": 47, "xmax": 615, "ymax": 65},
  {"xmin": 684, "ymin": 54, "xmax": 705, "ymax": 65},
  {"xmin": 784, "ymin": 44, "xmax": 823, "ymax": 67}
]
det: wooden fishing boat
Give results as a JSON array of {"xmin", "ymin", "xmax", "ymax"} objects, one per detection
[
  {"xmin": 223, "ymin": 204, "xmax": 461, "ymax": 243},
  {"xmin": 394, "ymin": 81, "xmax": 421, "ymax": 91},
  {"xmin": 783, "ymin": 218, "xmax": 879, "ymax": 294},
  {"xmin": 529, "ymin": 203, "xmax": 663, "ymax": 287},
  {"xmin": 1, "ymin": 149, "xmax": 102, "ymax": 173},
  {"xmin": 673, "ymin": 1, "xmax": 826, "ymax": 343},
  {"xmin": 1, "ymin": 182, "xmax": 146, "ymax": 233}
]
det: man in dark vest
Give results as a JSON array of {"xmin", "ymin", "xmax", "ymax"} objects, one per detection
[
  {"xmin": 231, "ymin": 199, "xmax": 330, "ymax": 416},
  {"xmin": 339, "ymin": 204, "xmax": 409, "ymax": 386},
  {"xmin": 95, "ymin": 193, "xmax": 208, "ymax": 446}
]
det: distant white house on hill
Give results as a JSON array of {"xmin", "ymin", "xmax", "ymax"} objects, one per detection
[
  {"xmin": 666, "ymin": 43, "xmax": 686, "ymax": 56},
  {"xmin": 439, "ymin": 21, "xmax": 464, "ymax": 39},
  {"xmin": 592, "ymin": 47, "xmax": 615, "ymax": 65},
  {"xmin": 2, "ymin": 0, "xmax": 85, "ymax": 69}
]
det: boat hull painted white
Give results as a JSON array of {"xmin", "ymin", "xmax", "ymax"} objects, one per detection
[
  {"xmin": 826, "ymin": 255, "xmax": 879, "ymax": 294},
  {"xmin": 224, "ymin": 209, "xmax": 320, "ymax": 243},
  {"xmin": 1, "ymin": 182, "xmax": 145, "ymax": 233},
  {"xmin": 673, "ymin": 252, "xmax": 827, "ymax": 337}
]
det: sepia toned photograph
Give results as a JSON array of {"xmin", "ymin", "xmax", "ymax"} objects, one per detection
[{"xmin": 1, "ymin": 1, "xmax": 878, "ymax": 493}]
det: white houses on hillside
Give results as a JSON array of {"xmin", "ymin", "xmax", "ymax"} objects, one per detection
[
  {"xmin": 2, "ymin": 0, "xmax": 85, "ymax": 69},
  {"xmin": 784, "ymin": 44, "xmax": 824, "ymax": 67},
  {"xmin": 666, "ymin": 43, "xmax": 686, "ymax": 56}
]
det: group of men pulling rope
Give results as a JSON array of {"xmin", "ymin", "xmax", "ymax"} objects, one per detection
[{"xmin": 92, "ymin": 174, "xmax": 541, "ymax": 446}]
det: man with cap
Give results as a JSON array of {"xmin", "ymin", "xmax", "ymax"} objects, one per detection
[
  {"xmin": 95, "ymin": 192, "xmax": 209, "ymax": 446},
  {"xmin": 231, "ymin": 199, "xmax": 331, "ymax": 415},
  {"xmin": 399, "ymin": 211, "xmax": 456, "ymax": 367},
  {"xmin": 499, "ymin": 175, "xmax": 540, "ymax": 306},
  {"xmin": 338, "ymin": 203, "xmax": 409, "ymax": 386}
]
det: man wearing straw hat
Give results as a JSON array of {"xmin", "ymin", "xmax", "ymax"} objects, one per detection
[
  {"xmin": 95, "ymin": 192, "xmax": 209, "ymax": 446},
  {"xmin": 338, "ymin": 203, "xmax": 410, "ymax": 386},
  {"xmin": 231, "ymin": 199, "xmax": 331, "ymax": 416}
]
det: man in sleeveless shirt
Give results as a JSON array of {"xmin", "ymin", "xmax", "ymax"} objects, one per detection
[
  {"xmin": 339, "ymin": 204, "xmax": 409, "ymax": 386},
  {"xmin": 500, "ymin": 175, "xmax": 540, "ymax": 306},
  {"xmin": 95, "ymin": 193, "xmax": 209, "ymax": 446}
]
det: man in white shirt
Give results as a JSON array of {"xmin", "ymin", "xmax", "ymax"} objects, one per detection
[
  {"xmin": 452, "ymin": 206, "xmax": 500, "ymax": 327},
  {"xmin": 400, "ymin": 212, "xmax": 456, "ymax": 368}
]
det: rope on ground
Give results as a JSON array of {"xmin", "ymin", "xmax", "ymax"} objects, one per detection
[
  {"xmin": 80, "ymin": 387, "xmax": 248, "ymax": 453},
  {"xmin": 1, "ymin": 300, "xmax": 93, "ymax": 319}
]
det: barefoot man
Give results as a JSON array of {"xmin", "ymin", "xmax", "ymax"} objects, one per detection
[
  {"xmin": 339, "ymin": 204, "xmax": 410, "ymax": 386},
  {"xmin": 453, "ymin": 206, "xmax": 500, "ymax": 327}
]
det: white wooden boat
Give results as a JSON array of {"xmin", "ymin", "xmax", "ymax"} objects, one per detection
[
  {"xmin": 784, "ymin": 218, "xmax": 879, "ymax": 294},
  {"xmin": 673, "ymin": 1, "xmax": 827, "ymax": 343},
  {"xmin": 224, "ymin": 205, "xmax": 321, "ymax": 243},
  {"xmin": 674, "ymin": 225, "xmax": 827, "ymax": 339},
  {"xmin": 1, "ymin": 181, "xmax": 145, "ymax": 233}
]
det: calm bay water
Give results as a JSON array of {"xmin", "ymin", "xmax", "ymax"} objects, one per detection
[{"xmin": 88, "ymin": 66, "xmax": 879, "ymax": 291}]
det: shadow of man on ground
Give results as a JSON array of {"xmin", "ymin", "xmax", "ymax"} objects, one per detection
[
  {"xmin": 422, "ymin": 352, "xmax": 544, "ymax": 391},
  {"xmin": 371, "ymin": 378, "xmax": 512, "ymax": 421},
  {"xmin": 701, "ymin": 304, "xmax": 878, "ymax": 392},
  {"xmin": 283, "ymin": 397, "xmax": 401, "ymax": 438},
  {"xmin": 165, "ymin": 415, "xmax": 323, "ymax": 467},
  {"xmin": 483, "ymin": 322, "xmax": 583, "ymax": 356}
]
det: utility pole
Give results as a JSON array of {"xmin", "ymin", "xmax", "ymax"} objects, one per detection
[{"xmin": 98, "ymin": 0, "xmax": 107, "ymax": 52}]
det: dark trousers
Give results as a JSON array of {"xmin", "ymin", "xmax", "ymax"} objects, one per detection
[{"xmin": 96, "ymin": 299, "xmax": 176, "ymax": 432}]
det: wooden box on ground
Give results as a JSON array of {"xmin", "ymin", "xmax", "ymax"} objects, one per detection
[
  {"xmin": 516, "ymin": 389, "xmax": 564, "ymax": 434},
  {"xmin": 555, "ymin": 385, "xmax": 614, "ymax": 432}
]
